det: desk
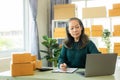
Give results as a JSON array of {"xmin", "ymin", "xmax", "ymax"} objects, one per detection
[{"xmin": 0, "ymin": 67, "xmax": 120, "ymax": 80}]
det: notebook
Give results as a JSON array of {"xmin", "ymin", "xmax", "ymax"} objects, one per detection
[
  {"xmin": 52, "ymin": 68, "xmax": 78, "ymax": 73},
  {"xmin": 77, "ymin": 53, "xmax": 117, "ymax": 77}
]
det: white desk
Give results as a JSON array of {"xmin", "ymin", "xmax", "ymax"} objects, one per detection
[{"xmin": 0, "ymin": 67, "xmax": 120, "ymax": 80}]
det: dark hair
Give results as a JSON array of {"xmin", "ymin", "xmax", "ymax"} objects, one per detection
[{"xmin": 64, "ymin": 17, "xmax": 89, "ymax": 49}]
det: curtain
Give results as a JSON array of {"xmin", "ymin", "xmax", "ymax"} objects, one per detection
[
  {"xmin": 48, "ymin": 0, "xmax": 71, "ymax": 37},
  {"xmin": 29, "ymin": 0, "xmax": 41, "ymax": 59}
]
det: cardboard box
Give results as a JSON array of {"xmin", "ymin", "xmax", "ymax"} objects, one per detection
[
  {"xmin": 114, "ymin": 50, "xmax": 120, "ymax": 56},
  {"xmin": 54, "ymin": 28, "xmax": 66, "ymax": 38},
  {"xmin": 31, "ymin": 61, "xmax": 36, "ymax": 70},
  {"xmin": 92, "ymin": 30, "xmax": 103, "ymax": 37},
  {"xmin": 91, "ymin": 25, "xmax": 103, "ymax": 37},
  {"xmin": 114, "ymin": 43, "xmax": 120, "ymax": 46},
  {"xmin": 82, "ymin": 6, "xmax": 106, "ymax": 18},
  {"xmin": 114, "ymin": 47, "xmax": 120, "ymax": 50},
  {"xmin": 99, "ymin": 48, "xmax": 108, "ymax": 53},
  {"xmin": 54, "ymin": 4, "xmax": 76, "ymax": 20},
  {"xmin": 31, "ymin": 55, "xmax": 37, "ymax": 61},
  {"xmin": 54, "ymin": 28, "xmax": 66, "ymax": 32},
  {"xmin": 109, "ymin": 9, "xmax": 120, "ymax": 16},
  {"xmin": 12, "ymin": 53, "xmax": 31, "ymax": 64},
  {"xmin": 91, "ymin": 25, "xmax": 103, "ymax": 31},
  {"xmin": 114, "ymin": 25, "xmax": 120, "ymax": 31},
  {"xmin": 113, "ymin": 31, "xmax": 120, "ymax": 36},
  {"xmin": 85, "ymin": 28, "xmax": 90, "ymax": 36},
  {"xmin": 11, "ymin": 63, "xmax": 34, "ymax": 76},
  {"xmin": 54, "ymin": 32, "xmax": 66, "ymax": 38},
  {"xmin": 113, "ymin": 3, "xmax": 120, "ymax": 9},
  {"xmin": 36, "ymin": 60, "xmax": 42, "ymax": 69},
  {"xmin": 114, "ymin": 43, "xmax": 120, "ymax": 56}
]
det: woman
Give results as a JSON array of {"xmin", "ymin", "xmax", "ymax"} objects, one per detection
[{"xmin": 58, "ymin": 17, "xmax": 100, "ymax": 71}]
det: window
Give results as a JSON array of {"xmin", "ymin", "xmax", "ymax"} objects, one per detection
[{"xmin": 0, "ymin": 0, "xmax": 29, "ymax": 58}]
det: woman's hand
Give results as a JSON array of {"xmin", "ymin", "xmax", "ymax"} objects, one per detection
[{"xmin": 60, "ymin": 63, "xmax": 67, "ymax": 71}]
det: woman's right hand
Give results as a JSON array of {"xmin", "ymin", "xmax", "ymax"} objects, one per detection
[{"xmin": 60, "ymin": 63, "xmax": 67, "ymax": 71}]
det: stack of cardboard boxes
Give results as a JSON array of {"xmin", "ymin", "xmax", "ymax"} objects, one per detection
[
  {"xmin": 11, "ymin": 52, "xmax": 42, "ymax": 76},
  {"xmin": 114, "ymin": 43, "xmax": 120, "ymax": 56},
  {"xmin": 109, "ymin": 3, "xmax": 120, "ymax": 16}
]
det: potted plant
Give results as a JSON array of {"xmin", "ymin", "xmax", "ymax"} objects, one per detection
[
  {"xmin": 102, "ymin": 29, "xmax": 111, "ymax": 52},
  {"xmin": 40, "ymin": 35, "xmax": 61, "ymax": 67}
]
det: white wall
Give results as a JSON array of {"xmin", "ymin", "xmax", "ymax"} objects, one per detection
[{"xmin": 37, "ymin": 0, "xmax": 50, "ymax": 67}]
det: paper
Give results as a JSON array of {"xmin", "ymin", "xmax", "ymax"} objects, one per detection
[{"xmin": 52, "ymin": 68, "xmax": 78, "ymax": 73}]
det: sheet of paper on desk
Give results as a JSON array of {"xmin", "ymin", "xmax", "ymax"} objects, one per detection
[{"xmin": 52, "ymin": 68, "xmax": 78, "ymax": 73}]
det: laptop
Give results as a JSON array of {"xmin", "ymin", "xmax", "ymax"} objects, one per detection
[{"xmin": 78, "ymin": 53, "xmax": 117, "ymax": 77}]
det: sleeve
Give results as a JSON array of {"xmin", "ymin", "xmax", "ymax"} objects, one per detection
[
  {"xmin": 57, "ymin": 45, "xmax": 67, "ymax": 68},
  {"xmin": 87, "ymin": 40, "xmax": 101, "ymax": 54}
]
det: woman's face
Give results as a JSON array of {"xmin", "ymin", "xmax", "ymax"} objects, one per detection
[{"xmin": 68, "ymin": 20, "xmax": 82, "ymax": 41}]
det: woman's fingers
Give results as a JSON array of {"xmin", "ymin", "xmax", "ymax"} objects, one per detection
[{"xmin": 60, "ymin": 63, "xmax": 67, "ymax": 71}]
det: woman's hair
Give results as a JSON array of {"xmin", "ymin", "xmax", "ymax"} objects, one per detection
[{"xmin": 64, "ymin": 17, "xmax": 89, "ymax": 49}]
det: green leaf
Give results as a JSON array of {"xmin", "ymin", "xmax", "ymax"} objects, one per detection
[
  {"xmin": 42, "ymin": 41, "xmax": 49, "ymax": 48},
  {"xmin": 43, "ymin": 35, "xmax": 48, "ymax": 40}
]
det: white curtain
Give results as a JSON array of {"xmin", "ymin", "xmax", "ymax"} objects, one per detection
[{"xmin": 29, "ymin": 0, "xmax": 41, "ymax": 59}]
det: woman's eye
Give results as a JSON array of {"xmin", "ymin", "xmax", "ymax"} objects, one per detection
[
  {"xmin": 70, "ymin": 28, "xmax": 73, "ymax": 30},
  {"xmin": 76, "ymin": 26, "xmax": 80, "ymax": 28}
]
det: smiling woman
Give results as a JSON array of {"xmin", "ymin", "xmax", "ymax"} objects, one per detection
[{"xmin": 0, "ymin": 0, "xmax": 30, "ymax": 58}]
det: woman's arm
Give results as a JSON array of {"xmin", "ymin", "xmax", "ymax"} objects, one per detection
[{"xmin": 58, "ymin": 45, "xmax": 67, "ymax": 68}]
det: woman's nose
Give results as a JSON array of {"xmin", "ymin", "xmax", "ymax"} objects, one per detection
[{"xmin": 73, "ymin": 28, "xmax": 77, "ymax": 31}]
